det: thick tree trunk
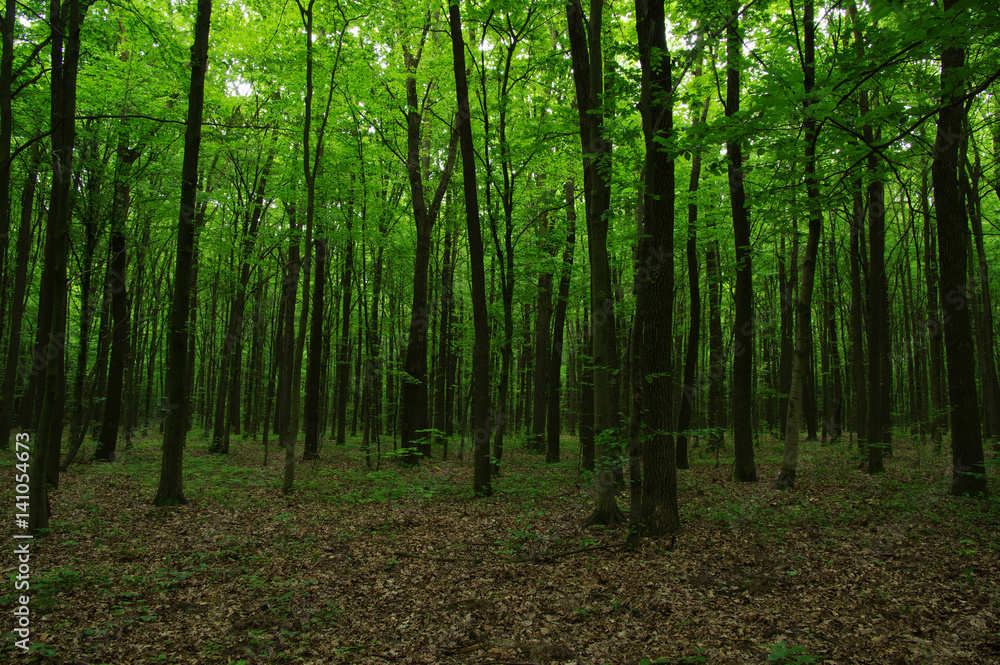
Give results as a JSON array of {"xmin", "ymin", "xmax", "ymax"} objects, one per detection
[
  {"xmin": 398, "ymin": 32, "xmax": 457, "ymax": 462},
  {"xmin": 634, "ymin": 0, "xmax": 678, "ymax": 535}
]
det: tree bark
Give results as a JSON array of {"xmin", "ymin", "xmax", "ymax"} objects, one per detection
[
  {"xmin": 546, "ymin": 181, "xmax": 577, "ymax": 463},
  {"xmin": 448, "ymin": 0, "xmax": 491, "ymax": 496},
  {"xmin": 676, "ymin": 94, "xmax": 710, "ymax": 470},
  {"xmin": 932, "ymin": 0, "xmax": 987, "ymax": 496},
  {"xmin": 567, "ymin": 0, "xmax": 625, "ymax": 526},
  {"xmin": 0, "ymin": 148, "xmax": 38, "ymax": 448},
  {"xmin": 153, "ymin": 0, "xmax": 212, "ymax": 507},
  {"xmin": 634, "ymin": 0, "xmax": 678, "ymax": 535},
  {"xmin": 93, "ymin": 144, "xmax": 139, "ymax": 462},
  {"xmin": 776, "ymin": 0, "xmax": 822, "ymax": 489},
  {"xmin": 399, "ymin": 20, "xmax": 458, "ymax": 463},
  {"xmin": 727, "ymin": 5, "xmax": 757, "ymax": 483},
  {"xmin": 29, "ymin": 0, "xmax": 83, "ymax": 531}
]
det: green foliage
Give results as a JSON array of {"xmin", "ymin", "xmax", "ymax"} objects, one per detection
[
  {"xmin": 766, "ymin": 641, "xmax": 819, "ymax": 664},
  {"xmin": 639, "ymin": 648, "xmax": 708, "ymax": 664}
]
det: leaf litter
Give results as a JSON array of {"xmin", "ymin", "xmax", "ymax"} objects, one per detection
[{"xmin": 1, "ymin": 436, "xmax": 998, "ymax": 664}]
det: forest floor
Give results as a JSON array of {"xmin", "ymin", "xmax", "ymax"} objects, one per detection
[{"xmin": 2, "ymin": 432, "xmax": 999, "ymax": 665}]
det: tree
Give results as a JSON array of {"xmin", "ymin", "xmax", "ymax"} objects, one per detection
[
  {"xmin": 398, "ymin": 11, "xmax": 458, "ymax": 464},
  {"xmin": 29, "ymin": 0, "xmax": 84, "ymax": 531},
  {"xmin": 93, "ymin": 143, "xmax": 140, "ymax": 462},
  {"xmin": 634, "ymin": 0, "xmax": 678, "ymax": 536},
  {"xmin": 776, "ymin": 0, "xmax": 821, "ymax": 490},
  {"xmin": 566, "ymin": 0, "xmax": 625, "ymax": 527},
  {"xmin": 448, "ymin": 0, "xmax": 491, "ymax": 496},
  {"xmin": 153, "ymin": 0, "xmax": 213, "ymax": 507},
  {"xmin": 726, "ymin": 3, "xmax": 756, "ymax": 483},
  {"xmin": 546, "ymin": 180, "xmax": 577, "ymax": 463},
  {"xmin": 932, "ymin": 0, "xmax": 988, "ymax": 497}
]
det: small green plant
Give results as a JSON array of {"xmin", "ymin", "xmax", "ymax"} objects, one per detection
[
  {"xmin": 767, "ymin": 641, "xmax": 819, "ymax": 664},
  {"xmin": 639, "ymin": 648, "xmax": 707, "ymax": 664},
  {"xmin": 28, "ymin": 642, "xmax": 58, "ymax": 658}
]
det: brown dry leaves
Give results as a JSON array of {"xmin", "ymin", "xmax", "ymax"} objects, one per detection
[{"xmin": 1, "ymin": 437, "xmax": 998, "ymax": 665}]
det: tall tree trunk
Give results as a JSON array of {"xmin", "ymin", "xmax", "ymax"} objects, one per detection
[
  {"xmin": 29, "ymin": 0, "xmax": 83, "ymax": 531},
  {"xmin": 634, "ymin": 0, "xmax": 678, "ymax": 535},
  {"xmin": 567, "ymin": 0, "xmax": 624, "ymax": 525},
  {"xmin": 278, "ymin": 243, "xmax": 301, "ymax": 494},
  {"xmin": 546, "ymin": 180, "xmax": 577, "ymax": 463},
  {"xmin": 530, "ymin": 236, "xmax": 552, "ymax": 454},
  {"xmin": 932, "ymin": 0, "xmax": 987, "ymax": 496},
  {"xmin": 776, "ymin": 0, "xmax": 822, "ymax": 489},
  {"xmin": 706, "ymin": 236, "xmax": 725, "ymax": 455},
  {"xmin": 778, "ymin": 238, "xmax": 794, "ymax": 438},
  {"xmin": 448, "ymin": 0, "xmax": 491, "ymax": 496},
  {"xmin": 0, "ymin": 149, "xmax": 38, "ymax": 448},
  {"xmin": 676, "ymin": 95, "xmax": 710, "ymax": 470},
  {"xmin": 963, "ymin": 146, "xmax": 1000, "ymax": 441},
  {"xmin": 0, "ymin": 0, "xmax": 14, "ymax": 376},
  {"xmin": 849, "ymin": 182, "xmax": 867, "ymax": 447},
  {"xmin": 152, "ymin": 0, "xmax": 211, "ymax": 507},
  {"xmin": 93, "ymin": 144, "xmax": 139, "ymax": 461},
  {"xmin": 399, "ymin": 28, "xmax": 457, "ymax": 463},
  {"xmin": 304, "ymin": 235, "xmax": 327, "ymax": 458},
  {"xmin": 334, "ymin": 215, "xmax": 354, "ymax": 448},
  {"xmin": 922, "ymin": 169, "xmax": 945, "ymax": 450},
  {"xmin": 727, "ymin": 4, "xmax": 756, "ymax": 483},
  {"xmin": 824, "ymin": 218, "xmax": 843, "ymax": 442}
]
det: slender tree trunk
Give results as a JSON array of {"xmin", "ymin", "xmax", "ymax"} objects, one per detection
[
  {"xmin": 546, "ymin": 180, "xmax": 577, "ymax": 463},
  {"xmin": 449, "ymin": 0, "xmax": 491, "ymax": 496},
  {"xmin": 93, "ymin": 144, "xmax": 139, "ymax": 461},
  {"xmin": 567, "ymin": 0, "xmax": 624, "ymax": 525},
  {"xmin": 727, "ymin": 5, "xmax": 756, "ymax": 483},
  {"xmin": 0, "ymin": 0, "xmax": 14, "ymax": 352},
  {"xmin": 29, "ymin": 0, "xmax": 83, "ymax": 531},
  {"xmin": 776, "ymin": 0, "xmax": 822, "ymax": 489},
  {"xmin": 304, "ymin": 236, "xmax": 327, "ymax": 458},
  {"xmin": 153, "ymin": 0, "xmax": 211, "ymax": 507},
  {"xmin": 334, "ymin": 216, "xmax": 354, "ymax": 447},
  {"xmin": 825, "ymin": 220, "xmax": 843, "ymax": 442},
  {"xmin": 530, "ymin": 243, "xmax": 552, "ymax": 454},
  {"xmin": 676, "ymin": 95, "xmax": 710, "ymax": 469},
  {"xmin": 932, "ymin": 0, "xmax": 987, "ymax": 496},
  {"xmin": 278, "ymin": 244, "xmax": 301, "ymax": 494},
  {"xmin": 964, "ymin": 147, "xmax": 1000, "ymax": 440},
  {"xmin": 0, "ymin": 149, "xmax": 38, "ymax": 448}
]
